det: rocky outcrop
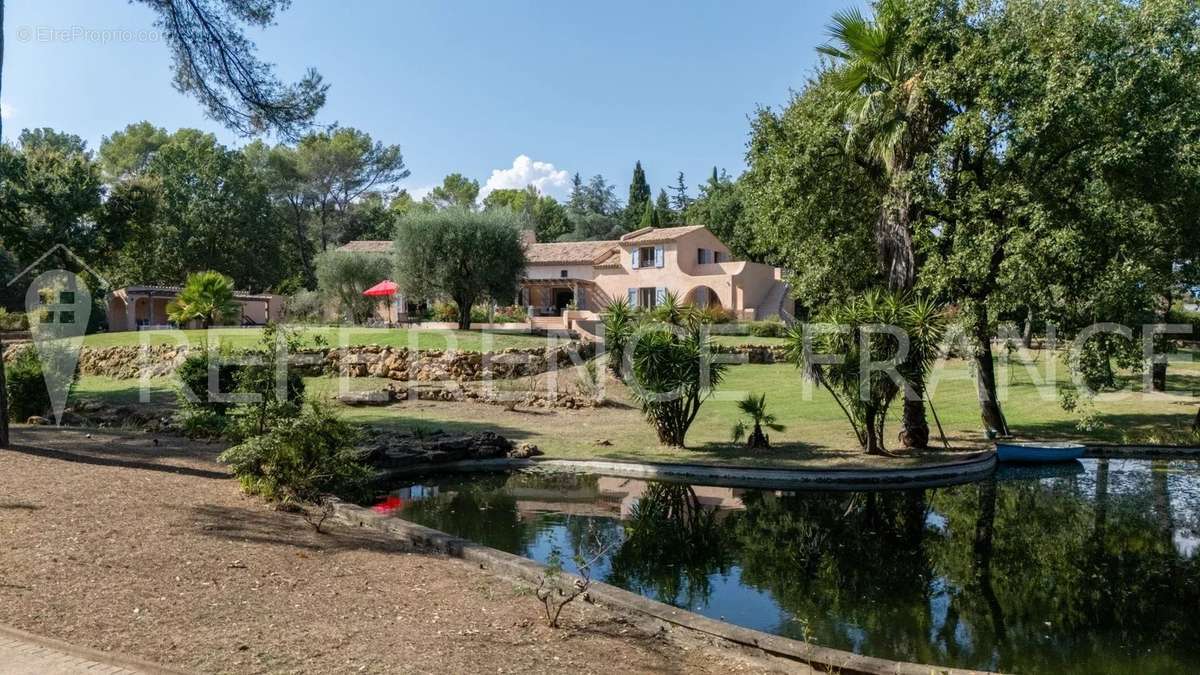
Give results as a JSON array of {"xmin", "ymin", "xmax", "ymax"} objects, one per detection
[{"xmin": 359, "ymin": 428, "xmax": 540, "ymax": 470}]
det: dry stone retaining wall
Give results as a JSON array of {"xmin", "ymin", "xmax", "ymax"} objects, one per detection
[{"xmin": 3, "ymin": 340, "xmax": 785, "ymax": 380}]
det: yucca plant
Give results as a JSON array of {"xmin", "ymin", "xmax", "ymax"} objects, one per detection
[
  {"xmin": 787, "ymin": 289, "xmax": 945, "ymax": 456},
  {"xmin": 731, "ymin": 393, "xmax": 785, "ymax": 449},
  {"xmin": 601, "ymin": 298, "xmax": 636, "ymax": 376},
  {"xmin": 629, "ymin": 319, "xmax": 728, "ymax": 448},
  {"xmin": 167, "ymin": 271, "xmax": 240, "ymax": 328}
]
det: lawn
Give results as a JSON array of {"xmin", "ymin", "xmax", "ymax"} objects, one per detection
[{"xmin": 68, "ymin": 347, "xmax": 1198, "ymax": 468}]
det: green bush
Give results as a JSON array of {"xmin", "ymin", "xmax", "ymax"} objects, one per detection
[
  {"xmin": 174, "ymin": 406, "xmax": 229, "ymax": 438},
  {"xmin": 283, "ymin": 290, "xmax": 326, "ymax": 324},
  {"xmin": 0, "ymin": 308, "xmax": 29, "ymax": 331},
  {"xmin": 175, "ymin": 350, "xmax": 243, "ymax": 415},
  {"xmin": 218, "ymin": 401, "xmax": 373, "ymax": 504},
  {"xmin": 6, "ymin": 348, "xmax": 50, "ymax": 421},
  {"xmin": 748, "ymin": 319, "xmax": 787, "ymax": 338}
]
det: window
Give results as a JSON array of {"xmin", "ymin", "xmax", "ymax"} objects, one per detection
[
  {"xmin": 697, "ymin": 248, "xmax": 709, "ymax": 265},
  {"xmin": 59, "ymin": 311, "xmax": 76, "ymax": 324},
  {"xmin": 560, "ymin": 270, "xmax": 568, "ymax": 278},
  {"xmin": 638, "ymin": 287, "xmax": 658, "ymax": 309},
  {"xmin": 713, "ymin": 251, "xmax": 723, "ymax": 263},
  {"xmin": 638, "ymin": 247, "xmax": 656, "ymax": 268},
  {"xmin": 60, "ymin": 291, "xmax": 76, "ymax": 304}
]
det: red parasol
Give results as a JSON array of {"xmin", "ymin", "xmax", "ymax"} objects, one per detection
[{"xmin": 362, "ymin": 280, "xmax": 399, "ymax": 297}]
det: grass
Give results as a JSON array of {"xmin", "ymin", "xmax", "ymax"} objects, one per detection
[
  {"xmin": 81, "ymin": 326, "xmax": 787, "ymax": 352},
  {"xmin": 66, "ymin": 348, "xmax": 1199, "ymax": 469}
]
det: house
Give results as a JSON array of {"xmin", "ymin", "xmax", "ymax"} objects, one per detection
[
  {"xmin": 335, "ymin": 225, "xmax": 791, "ymax": 327},
  {"xmin": 105, "ymin": 285, "xmax": 284, "ymax": 331},
  {"xmin": 519, "ymin": 226, "xmax": 791, "ymax": 321}
]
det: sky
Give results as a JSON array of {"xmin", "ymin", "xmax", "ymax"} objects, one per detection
[{"xmin": 1, "ymin": 0, "xmax": 851, "ymax": 201}]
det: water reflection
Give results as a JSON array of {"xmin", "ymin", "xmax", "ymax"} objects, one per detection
[{"xmin": 370, "ymin": 460, "xmax": 1200, "ymax": 674}]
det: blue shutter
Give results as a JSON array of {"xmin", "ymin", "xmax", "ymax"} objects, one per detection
[
  {"xmin": 654, "ymin": 245, "xmax": 664, "ymax": 268},
  {"xmin": 631, "ymin": 248, "xmax": 640, "ymax": 268},
  {"xmin": 656, "ymin": 287, "xmax": 667, "ymax": 305},
  {"xmin": 628, "ymin": 288, "xmax": 637, "ymax": 307}
]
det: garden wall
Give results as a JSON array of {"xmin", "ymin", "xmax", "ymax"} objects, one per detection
[{"xmin": 1, "ymin": 341, "xmax": 785, "ymax": 382}]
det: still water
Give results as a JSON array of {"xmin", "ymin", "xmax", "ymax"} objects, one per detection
[{"xmin": 369, "ymin": 459, "xmax": 1200, "ymax": 674}]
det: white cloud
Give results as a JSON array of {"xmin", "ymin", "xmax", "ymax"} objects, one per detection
[
  {"xmin": 480, "ymin": 155, "xmax": 570, "ymax": 200},
  {"xmin": 405, "ymin": 184, "xmax": 437, "ymax": 202},
  {"xmin": 0, "ymin": 102, "xmax": 14, "ymax": 120}
]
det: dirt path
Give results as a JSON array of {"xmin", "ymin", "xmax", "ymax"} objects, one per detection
[{"xmin": 0, "ymin": 427, "xmax": 793, "ymax": 674}]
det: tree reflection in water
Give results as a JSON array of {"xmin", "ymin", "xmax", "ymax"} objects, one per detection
[
  {"xmin": 379, "ymin": 461, "xmax": 1200, "ymax": 674},
  {"xmin": 607, "ymin": 482, "xmax": 732, "ymax": 608}
]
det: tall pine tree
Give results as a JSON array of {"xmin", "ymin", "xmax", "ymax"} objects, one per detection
[
  {"xmin": 655, "ymin": 189, "xmax": 672, "ymax": 225},
  {"xmin": 670, "ymin": 171, "xmax": 691, "ymax": 216},
  {"xmin": 625, "ymin": 161, "xmax": 651, "ymax": 228},
  {"xmin": 567, "ymin": 172, "xmax": 587, "ymax": 213}
]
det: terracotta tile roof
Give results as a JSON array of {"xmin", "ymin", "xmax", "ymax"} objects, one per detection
[
  {"xmin": 619, "ymin": 225, "xmax": 706, "ymax": 244},
  {"xmin": 593, "ymin": 249, "xmax": 622, "ymax": 268},
  {"xmin": 337, "ymin": 240, "xmax": 393, "ymax": 253},
  {"xmin": 524, "ymin": 241, "xmax": 618, "ymax": 265}
]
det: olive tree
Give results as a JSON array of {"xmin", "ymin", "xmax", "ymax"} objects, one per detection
[
  {"xmin": 314, "ymin": 250, "xmax": 392, "ymax": 324},
  {"xmin": 393, "ymin": 208, "xmax": 527, "ymax": 330}
]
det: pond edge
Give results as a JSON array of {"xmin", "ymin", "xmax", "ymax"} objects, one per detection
[
  {"xmin": 377, "ymin": 450, "xmax": 999, "ymax": 491},
  {"xmin": 330, "ymin": 499, "xmax": 989, "ymax": 675}
]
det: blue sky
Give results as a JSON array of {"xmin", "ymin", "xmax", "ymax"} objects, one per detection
[{"xmin": 2, "ymin": 0, "xmax": 850, "ymax": 201}]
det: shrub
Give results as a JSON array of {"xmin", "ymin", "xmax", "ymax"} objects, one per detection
[
  {"xmin": 0, "ymin": 308, "xmax": 29, "ymax": 331},
  {"xmin": 6, "ymin": 348, "xmax": 50, "ymax": 421},
  {"xmin": 601, "ymin": 299, "xmax": 636, "ymax": 375},
  {"xmin": 224, "ymin": 325, "xmax": 307, "ymax": 442},
  {"xmin": 283, "ymin": 290, "xmax": 326, "ymax": 324},
  {"xmin": 175, "ymin": 406, "xmax": 229, "ymax": 438},
  {"xmin": 430, "ymin": 302, "xmax": 460, "ymax": 322},
  {"xmin": 748, "ymin": 319, "xmax": 786, "ymax": 338},
  {"xmin": 174, "ymin": 348, "xmax": 243, "ymax": 415},
  {"xmin": 218, "ymin": 401, "xmax": 373, "ymax": 506}
]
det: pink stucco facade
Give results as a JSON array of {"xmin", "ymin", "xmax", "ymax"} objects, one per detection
[{"xmin": 521, "ymin": 226, "xmax": 790, "ymax": 321}]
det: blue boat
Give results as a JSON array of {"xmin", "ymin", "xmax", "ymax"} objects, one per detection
[{"xmin": 996, "ymin": 441, "xmax": 1087, "ymax": 463}]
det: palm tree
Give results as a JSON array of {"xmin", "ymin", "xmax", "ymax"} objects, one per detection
[
  {"xmin": 167, "ymin": 271, "xmax": 240, "ymax": 329},
  {"xmin": 731, "ymin": 393, "xmax": 786, "ymax": 449},
  {"xmin": 818, "ymin": 0, "xmax": 941, "ymax": 448}
]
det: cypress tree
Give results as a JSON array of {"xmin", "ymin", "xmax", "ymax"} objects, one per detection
[
  {"xmin": 639, "ymin": 200, "xmax": 660, "ymax": 229},
  {"xmin": 625, "ymin": 161, "xmax": 651, "ymax": 227},
  {"xmin": 655, "ymin": 189, "xmax": 672, "ymax": 225}
]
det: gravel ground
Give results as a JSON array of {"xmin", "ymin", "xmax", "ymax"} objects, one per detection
[{"xmin": 0, "ymin": 427, "xmax": 796, "ymax": 674}]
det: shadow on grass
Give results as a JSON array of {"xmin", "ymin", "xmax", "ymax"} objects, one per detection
[
  {"xmin": 1014, "ymin": 411, "xmax": 1198, "ymax": 444},
  {"xmin": 341, "ymin": 406, "xmax": 539, "ymax": 443}
]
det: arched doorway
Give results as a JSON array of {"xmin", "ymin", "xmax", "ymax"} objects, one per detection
[{"xmin": 684, "ymin": 285, "xmax": 722, "ymax": 310}]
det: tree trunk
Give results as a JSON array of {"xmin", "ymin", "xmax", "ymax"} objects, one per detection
[
  {"xmin": 1021, "ymin": 307, "xmax": 1033, "ymax": 349},
  {"xmin": 900, "ymin": 378, "xmax": 930, "ymax": 449},
  {"xmin": 0, "ymin": 332, "xmax": 9, "ymax": 448},
  {"xmin": 1151, "ymin": 290, "xmax": 1171, "ymax": 392},
  {"xmin": 1192, "ymin": 404, "xmax": 1199, "ymax": 434},
  {"xmin": 746, "ymin": 422, "xmax": 770, "ymax": 450},
  {"xmin": 864, "ymin": 413, "xmax": 883, "ymax": 455},
  {"xmin": 456, "ymin": 298, "xmax": 472, "ymax": 331},
  {"xmin": 973, "ymin": 303, "xmax": 1009, "ymax": 436}
]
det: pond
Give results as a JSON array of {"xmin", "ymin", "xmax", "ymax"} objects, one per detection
[{"xmin": 368, "ymin": 459, "xmax": 1200, "ymax": 674}]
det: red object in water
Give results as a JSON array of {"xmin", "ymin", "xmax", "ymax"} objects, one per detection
[
  {"xmin": 372, "ymin": 496, "xmax": 404, "ymax": 513},
  {"xmin": 362, "ymin": 280, "xmax": 399, "ymax": 297}
]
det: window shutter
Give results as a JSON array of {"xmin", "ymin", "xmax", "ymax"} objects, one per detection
[
  {"xmin": 631, "ymin": 248, "xmax": 640, "ymax": 268},
  {"xmin": 654, "ymin": 245, "xmax": 664, "ymax": 268},
  {"xmin": 628, "ymin": 288, "xmax": 637, "ymax": 307},
  {"xmin": 656, "ymin": 287, "xmax": 667, "ymax": 305}
]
